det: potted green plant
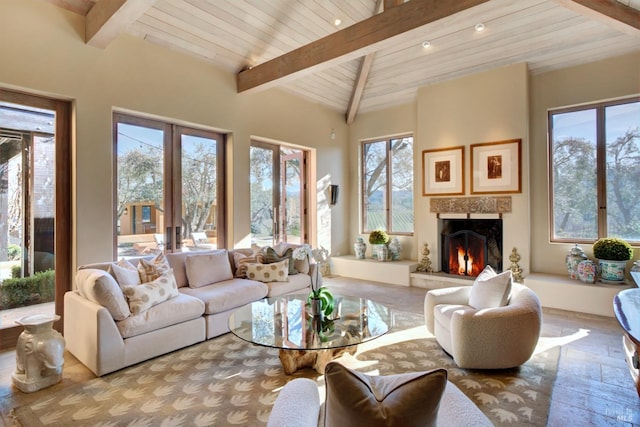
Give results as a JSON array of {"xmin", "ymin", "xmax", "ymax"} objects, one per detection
[
  {"xmin": 369, "ymin": 229, "xmax": 390, "ymax": 261},
  {"xmin": 592, "ymin": 237, "xmax": 633, "ymax": 283}
]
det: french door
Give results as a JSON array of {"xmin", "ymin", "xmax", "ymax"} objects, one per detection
[
  {"xmin": 0, "ymin": 89, "xmax": 71, "ymax": 346},
  {"xmin": 250, "ymin": 141, "xmax": 306, "ymax": 247},
  {"xmin": 114, "ymin": 113, "xmax": 225, "ymax": 256}
]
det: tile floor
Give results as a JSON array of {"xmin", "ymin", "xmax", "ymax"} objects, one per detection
[{"xmin": 1, "ymin": 276, "xmax": 639, "ymax": 426}]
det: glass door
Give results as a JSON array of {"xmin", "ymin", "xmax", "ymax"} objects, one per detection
[
  {"xmin": 115, "ymin": 114, "xmax": 225, "ymax": 256},
  {"xmin": 0, "ymin": 90, "xmax": 71, "ymax": 345},
  {"xmin": 250, "ymin": 142, "xmax": 306, "ymax": 247}
]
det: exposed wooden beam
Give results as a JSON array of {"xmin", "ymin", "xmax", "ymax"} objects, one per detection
[
  {"xmin": 237, "ymin": 0, "xmax": 491, "ymax": 94},
  {"xmin": 552, "ymin": 0, "xmax": 640, "ymax": 34},
  {"xmin": 346, "ymin": 55, "xmax": 375, "ymax": 125},
  {"xmin": 86, "ymin": 0, "xmax": 158, "ymax": 48},
  {"xmin": 345, "ymin": 0, "xmax": 386, "ymax": 125}
]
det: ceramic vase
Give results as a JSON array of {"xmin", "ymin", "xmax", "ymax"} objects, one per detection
[
  {"xmin": 597, "ymin": 259, "xmax": 627, "ymax": 283},
  {"xmin": 354, "ymin": 237, "xmax": 366, "ymax": 260}
]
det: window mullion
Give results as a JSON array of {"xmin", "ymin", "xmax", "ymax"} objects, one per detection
[
  {"xmin": 596, "ymin": 106, "xmax": 607, "ymax": 238},
  {"xmin": 386, "ymin": 139, "xmax": 392, "ymax": 231}
]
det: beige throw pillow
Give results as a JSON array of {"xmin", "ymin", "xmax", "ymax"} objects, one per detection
[
  {"xmin": 468, "ymin": 266, "xmax": 512, "ymax": 309},
  {"xmin": 137, "ymin": 252, "xmax": 171, "ymax": 283},
  {"xmin": 323, "ymin": 362, "xmax": 447, "ymax": 427},
  {"xmin": 245, "ymin": 259, "xmax": 289, "ymax": 283},
  {"xmin": 122, "ymin": 270, "xmax": 179, "ymax": 315},
  {"xmin": 111, "ymin": 258, "xmax": 141, "ymax": 287},
  {"xmin": 186, "ymin": 250, "xmax": 233, "ymax": 288},
  {"xmin": 76, "ymin": 268, "xmax": 131, "ymax": 320}
]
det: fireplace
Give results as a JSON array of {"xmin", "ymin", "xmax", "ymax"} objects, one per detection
[{"xmin": 439, "ymin": 218, "xmax": 502, "ymax": 276}]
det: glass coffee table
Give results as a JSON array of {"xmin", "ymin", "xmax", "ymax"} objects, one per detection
[{"xmin": 228, "ymin": 294, "xmax": 393, "ymax": 374}]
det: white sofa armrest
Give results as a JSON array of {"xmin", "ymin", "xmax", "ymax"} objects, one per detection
[
  {"xmin": 424, "ymin": 286, "xmax": 471, "ymax": 334},
  {"xmin": 267, "ymin": 378, "xmax": 320, "ymax": 427},
  {"xmin": 64, "ymin": 291, "xmax": 125, "ymax": 376}
]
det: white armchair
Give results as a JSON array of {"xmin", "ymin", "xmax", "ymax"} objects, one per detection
[{"xmin": 424, "ymin": 282, "xmax": 542, "ymax": 369}]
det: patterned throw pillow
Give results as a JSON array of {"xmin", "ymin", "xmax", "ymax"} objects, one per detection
[
  {"xmin": 261, "ymin": 247, "xmax": 298, "ymax": 275},
  {"xmin": 234, "ymin": 251, "xmax": 260, "ymax": 278},
  {"xmin": 245, "ymin": 259, "xmax": 289, "ymax": 283},
  {"xmin": 137, "ymin": 252, "xmax": 171, "ymax": 283},
  {"xmin": 122, "ymin": 270, "xmax": 179, "ymax": 315}
]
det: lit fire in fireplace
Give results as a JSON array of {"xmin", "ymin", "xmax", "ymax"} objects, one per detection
[{"xmin": 457, "ymin": 247, "xmax": 472, "ymax": 275}]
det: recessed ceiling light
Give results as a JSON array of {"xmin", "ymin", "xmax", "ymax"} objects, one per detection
[
  {"xmin": 334, "ymin": 18, "xmax": 342, "ymax": 26},
  {"xmin": 475, "ymin": 23, "xmax": 486, "ymax": 32},
  {"xmin": 422, "ymin": 41, "xmax": 431, "ymax": 48}
]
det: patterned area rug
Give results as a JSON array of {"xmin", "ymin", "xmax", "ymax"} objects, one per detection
[{"xmin": 12, "ymin": 311, "xmax": 559, "ymax": 426}]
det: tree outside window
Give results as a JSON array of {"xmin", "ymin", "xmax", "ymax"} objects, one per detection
[
  {"xmin": 549, "ymin": 98, "xmax": 640, "ymax": 243},
  {"xmin": 362, "ymin": 135, "xmax": 414, "ymax": 234}
]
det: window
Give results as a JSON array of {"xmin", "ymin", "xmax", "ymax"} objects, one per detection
[
  {"xmin": 361, "ymin": 135, "xmax": 414, "ymax": 234},
  {"xmin": 114, "ymin": 113, "xmax": 226, "ymax": 256},
  {"xmin": 549, "ymin": 97, "xmax": 640, "ymax": 243}
]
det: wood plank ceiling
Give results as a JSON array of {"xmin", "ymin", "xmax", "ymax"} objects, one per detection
[{"xmin": 46, "ymin": 0, "xmax": 640, "ymax": 124}]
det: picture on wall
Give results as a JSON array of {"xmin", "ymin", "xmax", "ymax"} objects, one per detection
[
  {"xmin": 470, "ymin": 139, "xmax": 522, "ymax": 194},
  {"xmin": 422, "ymin": 146, "xmax": 465, "ymax": 196}
]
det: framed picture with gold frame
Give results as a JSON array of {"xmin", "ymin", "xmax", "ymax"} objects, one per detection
[
  {"xmin": 470, "ymin": 139, "xmax": 521, "ymax": 194},
  {"xmin": 422, "ymin": 146, "xmax": 465, "ymax": 196}
]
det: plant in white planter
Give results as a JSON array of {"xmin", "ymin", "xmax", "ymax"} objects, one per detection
[
  {"xmin": 592, "ymin": 237, "xmax": 633, "ymax": 283},
  {"xmin": 368, "ymin": 229, "xmax": 390, "ymax": 261}
]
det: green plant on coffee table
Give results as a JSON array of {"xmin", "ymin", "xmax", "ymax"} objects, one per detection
[
  {"xmin": 293, "ymin": 244, "xmax": 335, "ymax": 317},
  {"xmin": 592, "ymin": 237, "xmax": 633, "ymax": 261},
  {"xmin": 368, "ymin": 229, "xmax": 389, "ymax": 245}
]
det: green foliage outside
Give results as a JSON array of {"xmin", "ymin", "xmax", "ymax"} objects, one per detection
[
  {"xmin": 11, "ymin": 265, "xmax": 21, "ymax": 278},
  {"xmin": 592, "ymin": 237, "xmax": 633, "ymax": 261},
  {"xmin": 7, "ymin": 244, "xmax": 20, "ymax": 260},
  {"xmin": 0, "ymin": 269, "xmax": 55, "ymax": 309}
]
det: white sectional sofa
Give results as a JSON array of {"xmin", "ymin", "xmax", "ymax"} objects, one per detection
[{"xmin": 64, "ymin": 244, "xmax": 315, "ymax": 376}]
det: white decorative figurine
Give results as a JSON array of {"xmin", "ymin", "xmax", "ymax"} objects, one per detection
[{"xmin": 13, "ymin": 314, "xmax": 65, "ymax": 393}]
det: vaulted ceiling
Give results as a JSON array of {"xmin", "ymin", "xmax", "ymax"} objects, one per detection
[{"xmin": 46, "ymin": 0, "xmax": 640, "ymax": 123}]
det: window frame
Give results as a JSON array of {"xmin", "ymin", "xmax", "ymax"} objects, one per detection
[
  {"xmin": 360, "ymin": 134, "xmax": 414, "ymax": 236},
  {"xmin": 113, "ymin": 112, "xmax": 226, "ymax": 256},
  {"xmin": 548, "ymin": 96, "xmax": 640, "ymax": 245}
]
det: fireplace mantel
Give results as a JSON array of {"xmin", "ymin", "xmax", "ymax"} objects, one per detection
[{"xmin": 430, "ymin": 196, "xmax": 511, "ymax": 214}]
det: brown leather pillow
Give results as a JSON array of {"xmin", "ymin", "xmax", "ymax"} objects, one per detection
[{"xmin": 323, "ymin": 362, "xmax": 447, "ymax": 427}]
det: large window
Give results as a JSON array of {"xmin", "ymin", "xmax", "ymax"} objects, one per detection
[
  {"xmin": 549, "ymin": 97, "xmax": 640, "ymax": 243},
  {"xmin": 114, "ymin": 113, "xmax": 225, "ymax": 256},
  {"xmin": 362, "ymin": 135, "xmax": 414, "ymax": 234}
]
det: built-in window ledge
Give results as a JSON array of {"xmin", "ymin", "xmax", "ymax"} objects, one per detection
[
  {"xmin": 525, "ymin": 273, "xmax": 634, "ymax": 317},
  {"xmin": 430, "ymin": 196, "xmax": 511, "ymax": 214}
]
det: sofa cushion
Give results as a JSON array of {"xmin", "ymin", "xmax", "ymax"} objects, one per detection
[
  {"xmin": 324, "ymin": 362, "xmax": 447, "ymax": 427},
  {"xmin": 186, "ymin": 250, "xmax": 233, "ymax": 288},
  {"xmin": 179, "ymin": 278, "xmax": 268, "ymax": 315},
  {"xmin": 262, "ymin": 246, "xmax": 298, "ymax": 275},
  {"xmin": 246, "ymin": 259, "xmax": 289, "ymax": 283},
  {"xmin": 76, "ymin": 268, "xmax": 131, "ymax": 321},
  {"xmin": 137, "ymin": 252, "xmax": 171, "ymax": 283},
  {"xmin": 116, "ymin": 293, "xmax": 205, "ymax": 339},
  {"xmin": 122, "ymin": 270, "xmax": 179, "ymax": 315},
  {"xmin": 468, "ymin": 266, "xmax": 512, "ymax": 309},
  {"xmin": 111, "ymin": 258, "xmax": 141, "ymax": 287},
  {"xmin": 265, "ymin": 272, "xmax": 311, "ymax": 297}
]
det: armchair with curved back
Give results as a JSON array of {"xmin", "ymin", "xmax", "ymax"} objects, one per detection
[{"xmin": 424, "ymin": 278, "xmax": 542, "ymax": 370}]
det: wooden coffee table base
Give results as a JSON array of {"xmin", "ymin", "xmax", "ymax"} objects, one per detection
[{"xmin": 279, "ymin": 346, "xmax": 357, "ymax": 375}]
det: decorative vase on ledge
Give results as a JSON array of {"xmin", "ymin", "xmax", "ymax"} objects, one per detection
[
  {"xmin": 372, "ymin": 244, "xmax": 388, "ymax": 261},
  {"xmin": 354, "ymin": 237, "xmax": 366, "ymax": 260}
]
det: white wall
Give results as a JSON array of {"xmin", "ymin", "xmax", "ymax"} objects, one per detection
[{"xmin": 0, "ymin": 0, "xmax": 350, "ymax": 270}]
